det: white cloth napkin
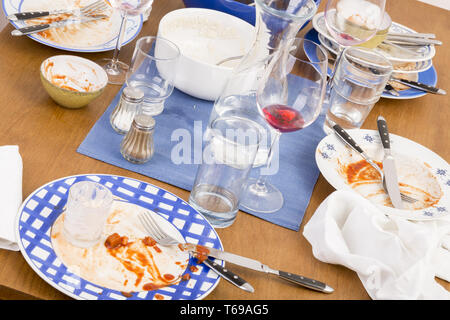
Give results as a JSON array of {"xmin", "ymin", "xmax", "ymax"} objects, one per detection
[
  {"xmin": 0, "ymin": 146, "xmax": 23, "ymax": 251},
  {"xmin": 303, "ymin": 190, "xmax": 450, "ymax": 300}
]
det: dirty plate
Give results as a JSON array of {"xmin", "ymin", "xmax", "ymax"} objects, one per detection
[
  {"xmin": 15, "ymin": 174, "xmax": 224, "ymax": 300},
  {"xmin": 316, "ymin": 129, "xmax": 449, "ymax": 220}
]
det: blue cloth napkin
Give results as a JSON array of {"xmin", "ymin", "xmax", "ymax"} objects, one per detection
[{"xmin": 77, "ymin": 87, "xmax": 326, "ymax": 231}]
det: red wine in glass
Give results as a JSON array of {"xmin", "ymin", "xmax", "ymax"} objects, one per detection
[{"xmin": 262, "ymin": 104, "xmax": 305, "ymax": 132}]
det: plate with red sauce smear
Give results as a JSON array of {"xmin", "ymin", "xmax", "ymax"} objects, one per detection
[
  {"xmin": 15, "ymin": 174, "xmax": 224, "ymax": 300},
  {"xmin": 316, "ymin": 129, "xmax": 450, "ymax": 220},
  {"xmin": 3, "ymin": 0, "xmax": 143, "ymax": 52}
]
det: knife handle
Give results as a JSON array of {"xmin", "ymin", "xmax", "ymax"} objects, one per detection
[
  {"xmin": 11, "ymin": 24, "xmax": 50, "ymax": 36},
  {"xmin": 278, "ymin": 270, "xmax": 333, "ymax": 293},
  {"xmin": 392, "ymin": 78, "xmax": 445, "ymax": 95},
  {"xmin": 377, "ymin": 116, "xmax": 391, "ymax": 150},
  {"xmin": 8, "ymin": 11, "xmax": 51, "ymax": 21},
  {"xmin": 203, "ymin": 259, "xmax": 254, "ymax": 293},
  {"xmin": 332, "ymin": 124, "xmax": 364, "ymax": 154}
]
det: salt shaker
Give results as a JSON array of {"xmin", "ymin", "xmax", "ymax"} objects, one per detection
[
  {"xmin": 120, "ymin": 113, "xmax": 155, "ymax": 164},
  {"xmin": 110, "ymin": 86, "xmax": 144, "ymax": 134}
]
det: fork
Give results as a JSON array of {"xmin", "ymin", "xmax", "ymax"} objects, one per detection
[
  {"xmin": 7, "ymin": 0, "xmax": 109, "ymax": 21},
  {"xmin": 332, "ymin": 124, "xmax": 417, "ymax": 204},
  {"xmin": 138, "ymin": 212, "xmax": 256, "ymax": 293},
  {"xmin": 138, "ymin": 212, "xmax": 179, "ymax": 246}
]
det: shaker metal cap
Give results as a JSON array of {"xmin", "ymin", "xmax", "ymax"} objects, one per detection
[
  {"xmin": 133, "ymin": 114, "xmax": 156, "ymax": 130},
  {"xmin": 122, "ymin": 86, "xmax": 145, "ymax": 103}
]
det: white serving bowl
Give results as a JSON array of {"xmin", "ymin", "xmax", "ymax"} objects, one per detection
[{"xmin": 157, "ymin": 8, "xmax": 256, "ymax": 101}]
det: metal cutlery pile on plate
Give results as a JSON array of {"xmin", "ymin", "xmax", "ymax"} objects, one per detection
[
  {"xmin": 311, "ymin": 12, "xmax": 445, "ymax": 97},
  {"xmin": 8, "ymin": 0, "xmax": 110, "ymax": 36}
]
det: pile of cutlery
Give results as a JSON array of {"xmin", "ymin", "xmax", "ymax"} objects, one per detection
[{"xmin": 9, "ymin": 0, "xmax": 110, "ymax": 36}]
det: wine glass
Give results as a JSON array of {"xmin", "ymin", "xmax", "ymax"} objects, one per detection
[
  {"xmin": 239, "ymin": 38, "xmax": 328, "ymax": 213},
  {"xmin": 324, "ymin": 0, "xmax": 386, "ymax": 85},
  {"xmin": 97, "ymin": 0, "xmax": 154, "ymax": 85}
]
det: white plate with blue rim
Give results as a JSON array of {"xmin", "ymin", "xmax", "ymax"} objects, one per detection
[
  {"xmin": 304, "ymin": 28, "xmax": 438, "ymax": 100},
  {"xmin": 2, "ymin": 0, "xmax": 143, "ymax": 53},
  {"xmin": 15, "ymin": 174, "xmax": 224, "ymax": 300},
  {"xmin": 315, "ymin": 129, "xmax": 450, "ymax": 221}
]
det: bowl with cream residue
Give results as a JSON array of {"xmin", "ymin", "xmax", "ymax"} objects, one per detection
[
  {"xmin": 40, "ymin": 55, "xmax": 108, "ymax": 109},
  {"xmin": 157, "ymin": 8, "xmax": 257, "ymax": 101}
]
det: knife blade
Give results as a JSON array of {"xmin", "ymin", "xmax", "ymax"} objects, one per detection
[
  {"xmin": 390, "ymin": 78, "xmax": 446, "ymax": 95},
  {"xmin": 377, "ymin": 115, "xmax": 404, "ymax": 209},
  {"xmin": 11, "ymin": 15, "xmax": 108, "ymax": 36},
  {"xmin": 184, "ymin": 244, "xmax": 334, "ymax": 294},
  {"xmin": 202, "ymin": 258, "xmax": 254, "ymax": 293}
]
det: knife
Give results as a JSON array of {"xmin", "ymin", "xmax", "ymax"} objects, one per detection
[
  {"xmin": 390, "ymin": 78, "xmax": 446, "ymax": 95},
  {"xmin": 184, "ymin": 244, "xmax": 334, "ymax": 294},
  {"xmin": 202, "ymin": 258, "xmax": 254, "ymax": 293},
  {"xmin": 376, "ymin": 116, "xmax": 404, "ymax": 209},
  {"xmin": 11, "ymin": 15, "xmax": 108, "ymax": 36}
]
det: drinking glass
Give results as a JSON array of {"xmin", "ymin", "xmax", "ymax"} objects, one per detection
[
  {"xmin": 324, "ymin": 0, "xmax": 386, "ymax": 85},
  {"xmin": 63, "ymin": 181, "xmax": 113, "ymax": 248},
  {"xmin": 125, "ymin": 36, "xmax": 180, "ymax": 116},
  {"xmin": 97, "ymin": 0, "xmax": 154, "ymax": 85},
  {"xmin": 189, "ymin": 117, "xmax": 260, "ymax": 228},
  {"xmin": 323, "ymin": 46, "xmax": 392, "ymax": 134},
  {"xmin": 240, "ymin": 38, "xmax": 328, "ymax": 213}
]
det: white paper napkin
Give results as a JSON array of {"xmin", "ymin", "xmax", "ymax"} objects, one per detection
[
  {"xmin": 0, "ymin": 146, "xmax": 23, "ymax": 251},
  {"xmin": 303, "ymin": 190, "xmax": 450, "ymax": 300}
]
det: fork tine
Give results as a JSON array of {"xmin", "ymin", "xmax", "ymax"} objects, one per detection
[
  {"xmin": 80, "ymin": 0, "xmax": 103, "ymax": 13},
  {"xmin": 140, "ymin": 214, "xmax": 159, "ymax": 237},
  {"xmin": 145, "ymin": 212, "xmax": 168, "ymax": 239},
  {"xmin": 82, "ymin": 2, "xmax": 108, "ymax": 15}
]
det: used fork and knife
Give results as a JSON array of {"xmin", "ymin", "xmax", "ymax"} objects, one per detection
[
  {"xmin": 138, "ymin": 211, "xmax": 335, "ymax": 294},
  {"xmin": 333, "ymin": 116, "xmax": 417, "ymax": 209},
  {"xmin": 8, "ymin": 0, "xmax": 110, "ymax": 36}
]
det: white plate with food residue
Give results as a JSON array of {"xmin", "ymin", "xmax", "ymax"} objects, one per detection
[
  {"xmin": 316, "ymin": 129, "xmax": 450, "ymax": 220},
  {"xmin": 3, "ymin": 0, "xmax": 143, "ymax": 52},
  {"xmin": 15, "ymin": 174, "xmax": 224, "ymax": 300}
]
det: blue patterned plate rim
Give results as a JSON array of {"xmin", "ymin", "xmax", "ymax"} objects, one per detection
[
  {"xmin": 15, "ymin": 174, "xmax": 224, "ymax": 300},
  {"xmin": 2, "ymin": 0, "xmax": 143, "ymax": 53},
  {"xmin": 304, "ymin": 28, "xmax": 438, "ymax": 100},
  {"xmin": 315, "ymin": 129, "xmax": 450, "ymax": 221}
]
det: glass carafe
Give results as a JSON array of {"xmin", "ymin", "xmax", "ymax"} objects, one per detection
[{"xmin": 206, "ymin": 0, "xmax": 318, "ymax": 213}]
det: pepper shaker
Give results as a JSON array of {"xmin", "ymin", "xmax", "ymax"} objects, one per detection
[
  {"xmin": 120, "ymin": 113, "xmax": 156, "ymax": 164},
  {"xmin": 110, "ymin": 86, "xmax": 144, "ymax": 134}
]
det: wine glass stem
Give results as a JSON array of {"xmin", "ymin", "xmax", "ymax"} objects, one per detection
[
  {"xmin": 111, "ymin": 13, "xmax": 128, "ymax": 66},
  {"xmin": 327, "ymin": 45, "xmax": 345, "ymax": 88},
  {"xmin": 254, "ymin": 130, "xmax": 281, "ymax": 191}
]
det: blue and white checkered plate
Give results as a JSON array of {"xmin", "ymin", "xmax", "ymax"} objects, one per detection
[
  {"xmin": 15, "ymin": 174, "xmax": 224, "ymax": 300},
  {"xmin": 316, "ymin": 129, "xmax": 450, "ymax": 220},
  {"xmin": 3, "ymin": 0, "xmax": 143, "ymax": 53}
]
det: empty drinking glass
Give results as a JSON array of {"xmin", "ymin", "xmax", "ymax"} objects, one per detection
[
  {"xmin": 189, "ymin": 116, "xmax": 260, "ymax": 228},
  {"xmin": 323, "ymin": 46, "xmax": 393, "ymax": 134},
  {"xmin": 126, "ymin": 36, "xmax": 180, "ymax": 116},
  {"xmin": 63, "ymin": 181, "xmax": 113, "ymax": 248}
]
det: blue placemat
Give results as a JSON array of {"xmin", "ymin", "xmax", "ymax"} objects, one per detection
[{"xmin": 77, "ymin": 87, "xmax": 326, "ymax": 231}]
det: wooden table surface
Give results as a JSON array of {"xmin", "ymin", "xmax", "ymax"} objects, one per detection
[{"xmin": 0, "ymin": 0, "xmax": 448, "ymax": 300}]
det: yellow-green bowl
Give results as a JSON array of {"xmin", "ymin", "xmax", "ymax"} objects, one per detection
[{"xmin": 40, "ymin": 55, "xmax": 108, "ymax": 109}]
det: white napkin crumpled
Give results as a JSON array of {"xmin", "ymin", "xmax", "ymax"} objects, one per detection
[
  {"xmin": 303, "ymin": 190, "xmax": 450, "ymax": 300},
  {"xmin": 0, "ymin": 146, "xmax": 23, "ymax": 251}
]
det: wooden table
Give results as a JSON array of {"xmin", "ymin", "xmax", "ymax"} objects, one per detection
[{"xmin": 0, "ymin": 0, "xmax": 448, "ymax": 300}]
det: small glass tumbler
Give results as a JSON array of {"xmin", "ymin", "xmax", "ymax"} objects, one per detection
[
  {"xmin": 63, "ymin": 181, "xmax": 113, "ymax": 248},
  {"xmin": 323, "ymin": 46, "xmax": 393, "ymax": 134},
  {"xmin": 189, "ymin": 116, "xmax": 260, "ymax": 228},
  {"xmin": 126, "ymin": 36, "xmax": 180, "ymax": 116}
]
